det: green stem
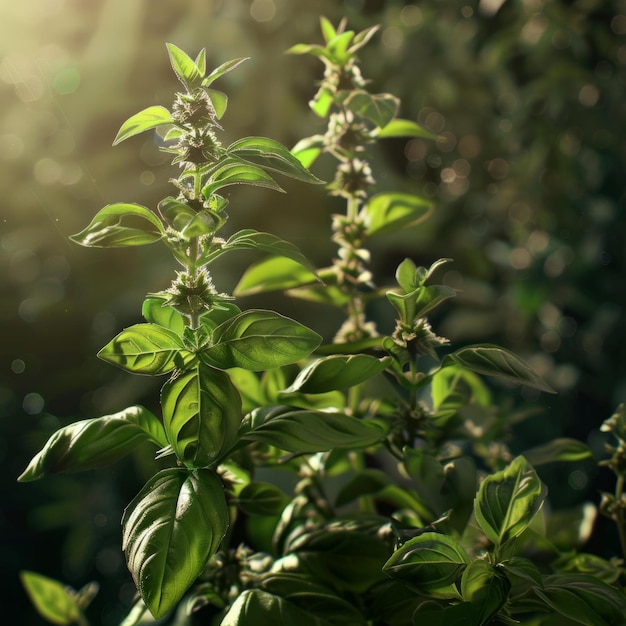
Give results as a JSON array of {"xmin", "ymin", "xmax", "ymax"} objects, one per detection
[{"xmin": 615, "ymin": 474, "xmax": 626, "ymax": 560}]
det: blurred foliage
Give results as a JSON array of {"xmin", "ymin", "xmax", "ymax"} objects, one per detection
[{"xmin": 1, "ymin": 0, "xmax": 625, "ymax": 623}]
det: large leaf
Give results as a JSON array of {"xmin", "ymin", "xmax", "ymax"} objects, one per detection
[
  {"xmin": 202, "ymin": 162, "xmax": 284, "ymax": 197},
  {"xmin": 70, "ymin": 203, "xmax": 165, "ymax": 247},
  {"xmin": 442, "ymin": 345, "xmax": 556, "ymax": 394},
  {"xmin": 226, "ymin": 136, "xmax": 324, "ymax": 183},
  {"xmin": 113, "ymin": 106, "xmax": 174, "ymax": 145},
  {"xmin": 240, "ymin": 406, "xmax": 384, "ymax": 454},
  {"xmin": 283, "ymin": 354, "xmax": 389, "ymax": 394},
  {"xmin": 161, "ymin": 364, "xmax": 242, "ymax": 467},
  {"xmin": 234, "ymin": 256, "xmax": 319, "ymax": 296},
  {"xmin": 122, "ymin": 468, "xmax": 229, "ymax": 619},
  {"xmin": 18, "ymin": 405, "xmax": 167, "ymax": 481},
  {"xmin": 364, "ymin": 192, "xmax": 432, "ymax": 237},
  {"xmin": 20, "ymin": 571, "xmax": 84, "ymax": 625},
  {"xmin": 383, "ymin": 532, "xmax": 470, "ymax": 599},
  {"xmin": 98, "ymin": 323, "xmax": 189, "ymax": 375},
  {"xmin": 474, "ymin": 455, "xmax": 546, "ymax": 549},
  {"xmin": 460, "ymin": 561, "xmax": 511, "ymax": 625},
  {"xmin": 200, "ymin": 309, "xmax": 321, "ymax": 371}
]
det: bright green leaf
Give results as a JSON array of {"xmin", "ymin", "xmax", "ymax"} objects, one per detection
[
  {"xmin": 70, "ymin": 203, "xmax": 165, "ymax": 248},
  {"xmin": 376, "ymin": 118, "xmax": 440, "ymax": 140},
  {"xmin": 142, "ymin": 297, "xmax": 186, "ymax": 336},
  {"xmin": 166, "ymin": 43, "xmax": 203, "ymax": 89},
  {"xmin": 205, "ymin": 88, "xmax": 228, "ymax": 118},
  {"xmin": 202, "ymin": 162, "xmax": 284, "ymax": 197},
  {"xmin": 234, "ymin": 256, "xmax": 319, "ymax": 296},
  {"xmin": 364, "ymin": 192, "xmax": 432, "ymax": 237},
  {"xmin": 122, "ymin": 468, "xmax": 229, "ymax": 619},
  {"xmin": 20, "ymin": 571, "xmax": 84, "ymax": 625},
  {"xmin": 18, "ymin": 405, "xmax": 167, "ymax": 481},
  {"xmin": 522, "ymin": 438, "xmax": 594, "ymax": 466},
  {"xmin": 113, "ymin": 106, "xmax": 174, "ymax": 145},
  {"xmin": 201, "ymin": 56, "xmax": 249, "ymax": 88}
]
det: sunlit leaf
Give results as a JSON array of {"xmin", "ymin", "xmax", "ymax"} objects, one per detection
[
  {"xmin": 202, "ymin": 57, "xmax": 249, "ymax": 88},
  {"xmin": 375, "ymin": 118, "xmax": 440, "ymax": 140},
  {"xmin": 364, "ymin": 192, "xmax": 432, "ymax": 237},
  {"xmin": 234, "ymin": 256, "xmax": 319, "ymax": 296},
  {"xmin": 522, "ymin": 438, "xmax": 594, "ymax": 466},
  {"xmin": 142, "ymin": 296, "xmax": 186, "ymax": 336},
  {"xmin": 202, "ymin": 162, "xmax": 283, "ymax": 197},
  {"xmin": 113, "ymin": 106, "xmax": 174, "ymax": 145},
  {"xmin": 20, "ymin": 571, "xmax": 84, "ymax": 625},
  {"xmin": 205, "ymin": 88, "xmax": 228, "ymax": 118},
  {"xmin": 166, "ymin": 43, "xmax": 203, "ymax": 89},
  {"xmin": 122, "ymin": 468, "xmax": 229, "ymax": 618}
]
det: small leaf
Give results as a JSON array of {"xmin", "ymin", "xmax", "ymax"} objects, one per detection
[
  {"xmin": 234, "ymin": 256, "xmax": 319, "ymax": 296},
  {"xmin": 122, "ymin": 468, "xmax": 229, "ymax": 619},
  {"xmin": 383, "ymin": 532, "xmax": 469, "ymax": 599},
  {"xmin": 442, "ymin": 345, "xmax": 556, "ymax": 394},
  {"xmin": 364, "ymin": 192, "xmax": 432, "ymax": 237},
  {"xmin": 202, "ymin": 162, "xmax": 284, "ymax": 197},
  {"xmin": 70, "ymin": 203, "xmax": 165, "ymax": 248},
  {"xmin": 113, "ymin": 106, "xmax": 174, "ymax": 145},
  {"xmin": 205, "ymin": 88, "xmax": 228, "ymax": 119},
  {"xmin": 375, "ymin": 118, "xmax": 440, "ymax": 140},
  {"xmin": 158, "ymin": 196, "xmax": 222, "ymax": 237},
  {"xmin": 523, "ymin": 438, "xmax": 594, "ymax": 466},
  {"xmin": 460, "ymin": 561, "xmax": 511, "ymax": 625},
  {"xmin": 20, "ymin": 571, "xmax": 84, "ymax": 625},
  {"xmin": 343, "ymin": 90, "xmax": 399, "ymax": 128},
  {"xmin": 237, "ymin": 482, "xmax": 289, "ymax": 516},
  {"xmin": 18, "ymin": 406, "xmax": 166, "ymax": 481},
  {"xmin": 350, "ymin": 24, "xmax": 380, "ymax": 52},
  {"xmin": 227, "ymin": 136, "xmax": 324, "ymax": 184},
  {"xmin": 98, "ymin": 323, "xmax": 189, "ymax": 375},
  {"xmin": 161, "ymin": 364, "xmax": 242, "ymax": 467},
  {"xmin": 319, "ymin": 16, "xmax": 337, "ymax": 43},
  {"xmin": 166, "ymin": 43, "xmax": 203, "ymax": 89},
  {"xmin": 326, "ymin": 31, "xmax": 356, "ymax": 65},
  {"xmin": 241, "ymin": 406, "xmax": 384, "ymax": 454},
  {"xmin": 290, "ymin": 135, "xmax": 324, "ymax": 169},
  {"xmin": 284, "ymin": 354, "xmax": 389, "ymax": 394},
  {"xmin": 200, "ymin": 309, "xmax": 321, "ymax": 371},
  {"xmin": 474, "ymin": 455, "xmax": 546, "ymax": 549},
  {"xmin": 202, "ymin": 56, "xmax": 249, "ymax": 88}
]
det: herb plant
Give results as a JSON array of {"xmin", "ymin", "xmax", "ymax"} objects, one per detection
[{"xmin": 19, "ymin": 18, "xmax": 626, "ymax": 626}]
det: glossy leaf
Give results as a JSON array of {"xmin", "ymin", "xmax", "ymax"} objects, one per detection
[
  {"xmin": 166, "ymin": 43, "xmax": 203, "ymax": 89},
  {"xmin": 237, "ymin": 482, "xmax": 289, "ymax": 516},
  {"xmin": 202, "ymin": 56, "xmax": 249, "ymax": 88},
  {"xmin": 343, "ymin": 90, "xmax": 399, "ymax": 128},
  {"xmin": 234, "ymin": 256, "xmax": 319, "ymax": 296},
  {"xmin": 20, "ymin": 571, "xmax": 83, "ymax": 625},
  {"xmin": 283, "ymin": 354, "xmax": 389, "ymax": 394},
  {"xmin": 240, "ymin": 406, "xmax": 384, "ymax": 453},
  {"xmin": 113, "ymin": 106, "xmax": 174, "ymax": 145},
  {"xmin": 522, "ymin": 438, "xmax": 594, "ymax": 466},
  {"xmin": 202, "ymin": 162, "xmax": 283, "ymax": 197},
  {"xmin": 98, "ymin": 323, "xmax": 189, "ymax": 375},
  {"xmin": 122, "ymin": 468, "xmax": 229, "ymax": 619},
  {"xmin": 442, "ymin": 345, "xmax": 556, "ymax": 394},
  {"xmin": 364, "ymin": 192, "xmax": 432, "ymax": 237},
  {"xmin": 70, "ymin": 203, "xmax": 165, "ymax": 247},
  {"xmin": 383, "ymin": 532, "xmax": 469, "ymax": 599},
  {"xmin": 200, "ymin": 309, "xmax": 321, "ymax": 371},
  {"xmin": 376, "ymin": 118, "xmax": 440, "ymax": 140},
  {"xmin": 460, "ymin": 561, "xmax": 511, "ymax": 625},
  {"xmin": 161, "ymin": 364, "xmax": 242, "ymax": 467},
  {"xmin": 474, "ymin": 455, "xmax": 546, "ymax": 549},
  {"xmin": 18, "ymin": 405, "xmax": 167, "ymax": 481},
  {"xmin": 227, "ymin": 136, "xmax": 324, "ymax": 183}
]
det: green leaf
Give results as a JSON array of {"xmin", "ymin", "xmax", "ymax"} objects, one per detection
[
  {"xmin": 142, "ymin": 297, "xmax": 186, "ymax": 336},
  {"xmin": 202, "ymin": 162, "xmax": 284, "ymax": 197},
  {"xmin": 290, "ymin": 135, "xmax": 324, "ymax": 169},
  {"xmin": 319, "ymin": 16, "xmax": 337, "ymax": 43},
  {"xmin": 387, "ymin": 284, "xmax": 456, "ymax": 324},
  {"xmin": 201, "ymin": 56, "xmax": 248, "ymax": 88},
  {"xmin": 205, "ymin": 88, "xmax": 228, "ymax": 118},
  {"xmin": 460, "ymin": 561, "xmax": 511, "ymax": 625},
  {"xmin": 18, "ymin": 405, "xmax": 167, "ymax": 481},
  {"xmin": 122, "ymin": 468, "xmax": 229, "ymax": 619},
  {"xmin": 241, "ymin": 406, "xmax": 384, "ymax": 454},
  {"xmin": 326, "ymin": 31, "xmax": 356, "ymax": 65},
  {"xmin": 161, "ymin": 364, "xmax": 242, "ymax": 467},
  {"xmin": 376, "ymin": 118, "xmax": 440, "ymax": 140},
  {"xmin": 20, "ymin": 571, "xmax": 84, "ymax": 625},
  {"xmin": 98, "ymin": 323, "xmax": 189, "ymax": 375},
  {"xmin": 200, "ymin": 309, "xmax": 321, "ymax": 371},
  {"xmin": 383, "ymin": 532, "xmax": 469, "ymax": 599},
  {"xmin": 237, "ymin": 482, "xmax": 289, "ymax": 516},
  {"xmin": 343, "ymin": 90, "xmax": 399, "ymax": 128},
  {"xmin": 70, "ymin": 203, "xmax": 165, "ymax": 247},
  {"xmin": 284, "ymin": 354, "xmax": 389, "ymax": 394},
  {"xmin": 442, "ymin": 345, "xmax": 556, "ymax": 394},
  {"xmin": 166, "ymin": 43, "xmax": 203, "ymax": 89},
  {"xmin": 227, "ymin": 136, "xmax": 324, "ymax": 184},
  {"xmin": 158, "ymin": 196, "xmax": 223, "ymax": 237},
  {"xmin": 112, "ymin": 106, "xmax": 174, "ymax": 145},
  {"xmin": 412, "ymin": 600, "xmax": 478, "ymax": 626},
  {"xmin": 234, "ymin": 256, "xmax": 319, "ymax": 296},
  {"xmin": 364, "ymin": 192, "xmax": 432, "ymax": 237},
  {"xmin": 474, "ymin": 456, "xmax": 546, "ymax": 549},
  {"xmin": 350, "ymin": 24, "xmax": 380, "ymax": 52},
  {"xmin": 522, "ymin": 438, "xmax": 594, "ymax": 466}
]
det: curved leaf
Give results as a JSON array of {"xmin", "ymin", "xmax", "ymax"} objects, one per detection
[
  {"xmin": 202, "ymin": 56, "xmax": 249, "ymax": 88},
  {"xmin": 200, "ymin": 309, "xmax": 321, "ymax": 371},
  {"xmin": 364, "ymin": 192, "xmax": 432, "ymax": 237},
  {"xmin": 343, "ymin": 90, "xmax": 399, "ymax": 128},
  {"xmin": 166, "ymin": 43, "xmax": 203, "ymax": 89},
  {"xmin": 70, "ymin": 203, "xmax": 165, "ymax": 248},
  {"xmin": 122, "ymin": 468, "xmax": 229, "ymax": 619},
  {"xmin": 202, "ymin": 162, "xmax": 284, "ymax": 197},
  {"xmin": 161, "ymin": 364, "xmax": 242, "ymax": 467},
  {"xmin": 98, "ymin": 323, "xmax": 189, "ymax": 375},
  {"xmin": 460, "ymin": 561, "xmax": 511, "ymax": 625},
  {"xmin": 234, "ymin": 256, "xmax": 319, "ymax": 296},
  {"xmin": 20, "ymin": 571, "xmax": 84, "ymax": 625},
  {"xmin": 375, "ymin": 118, "xmax": 440, "ymax": 140},
  {"xmin": 237, "ymin": 482, "xmax": 289, "ymax": 516},
  {"xmin": 18, "ymin": 406, "xmax": 167, "ymax": 481},
  {"xmin": 113, "ymin": 106, "xmax": 174, "ymax": 145},
  {"xmin": 142, "ymin": 297, "xmax": 186, "ymax": 336},
  {"xmin": 522, "ymin": 438, "xmax": 594, "ymax": 466}
]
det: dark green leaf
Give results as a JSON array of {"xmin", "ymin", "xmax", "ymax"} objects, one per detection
[
  {"xmin": 474, "ymin": 456, "xmax": 546, "ymax": 549},
  {"xmin": 376, "ymin": 118, "xmax": 440, "ymax": 140},
  {"xmin": 442, "ymin": 345, "xmax": 556, "ymax": 394},
  {"xmin": 161, "ymin": 364, "xmax": 242, "ymax": 467},
  {"xmin": 284, "ymin": 354, "xmax": 389, "ymax": 394},
  {"xmin": 70, "ymin": 203, "xmax": 165, "ymax": 247},
  {"xmin": 200, "ymin": 309, "xmax": 321, "ymax": 371},
  {"xmin": 18, "ymin": 405, "xmax": 167, "ymax": 481},
  {"xmin": 241, "ymin": 406, "xmax": 383, "ymax": 453},
  {"xmin": 201, "ymin": 56, "xmax": 248, "ymax": 88},
  {"xmin": 237, "ymin": 482, "xmax": 289, "ymax": 517},
  {"xmin": 234, "ymin": 256, "xmax": 319, "ymax": 296},
  {"xmin": 166, "ymin": 43, "xmax": 203, "ymax": 89},
  {"xmin": 227, "ymin": 136, "xmax": 324, "ymax": 184},
  {"xmin": 460, "ymin": 561, "xmax": 511, "ymax": 625},
  {"xmin": 364, "ymin": 192, "xmax": 432, "ymax": 237},
  {"xmin": 98, "ymin": 323, "xmax": 189, "ymax": 375},
  {"xmin": 113, "ymin": 106, "xmax": 174, "ymax": 145},
  {"xmin": 383, "ymin": 532, "xmax": 469, "ymax": 599},
  {"xmin": 122, "ymin": 468, "xmax": 229, "ymax": 619},
  {"xmin": 20, "ymin": 571, "xmax": 84, "ymax": 625},
  {"xmin": 412, "ymin": 600, "xmax": 478, "ymax": 626},
  {"xmin": 522, "ymin": 438, "xmax": 594, "ymax": 466}
]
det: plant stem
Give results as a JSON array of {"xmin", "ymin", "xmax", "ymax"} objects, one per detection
[{"xmin": 615, "ymin": 474, "xmax": 626, "ymax": 560}]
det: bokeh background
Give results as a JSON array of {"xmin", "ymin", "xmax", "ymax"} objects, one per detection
[{"xmin": 2, "ymin": 0, "xmax": 625, "ymax": 622}]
